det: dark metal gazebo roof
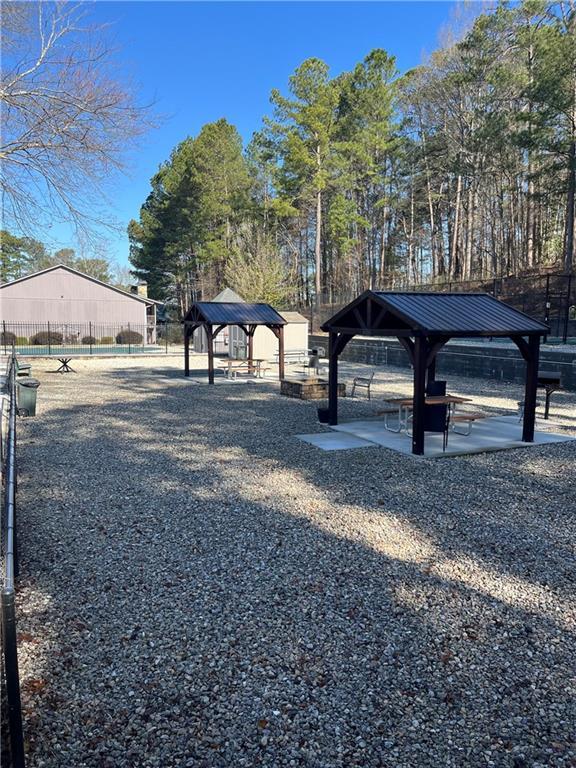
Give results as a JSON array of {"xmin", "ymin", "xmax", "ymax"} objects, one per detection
[
  {"xmin": 183, "ymin": 301, "xmax": 287, "ymax": 384},
  {"xmin": 322, "ymin": 290, "xmax": 548, "ymax": 337},
  {"xmin": 322, "ymin": 290, "xmax": 548, "ymax": 455},
  {"xmin": 185, "ymin": 302, "xmax": 286, "ymax": 326}
]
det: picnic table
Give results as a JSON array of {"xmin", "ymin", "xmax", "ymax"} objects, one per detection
[
  {"xmin": 218, "ymin": 359, "xmax": 268, "ymax": 379},
  {"xmin": 56, "ymin": 357, "xmax": 75, "ymax": 373}
]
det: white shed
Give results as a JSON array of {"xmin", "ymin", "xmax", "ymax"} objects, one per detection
[{"xmin": 229, "ymin": 310, "xmax": 309, "ymax": 360}]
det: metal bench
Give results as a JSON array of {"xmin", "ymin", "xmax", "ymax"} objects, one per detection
[
  {"xmin": 451, "ymin": 412, "xmax": 487, "ymax": 436},
  {"xmin": 351, "ymin": 371, "xmax": 375, "ymax": 400}
]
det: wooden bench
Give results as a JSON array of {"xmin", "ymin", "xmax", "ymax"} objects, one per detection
[{"xmin": 451, "ymin": 412, "xmax": 487, "ymax": 435}]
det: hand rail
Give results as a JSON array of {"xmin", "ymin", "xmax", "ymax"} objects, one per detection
[{"xmin": 2, "ymin": 348, "xmax": 26, "ymax": 767}]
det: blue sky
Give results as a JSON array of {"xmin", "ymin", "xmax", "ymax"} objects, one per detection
[{"xmin": 59, "ymin": 1, "xmax": 470, "ymax": 267}]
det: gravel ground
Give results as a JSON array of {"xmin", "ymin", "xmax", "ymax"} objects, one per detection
[{"xmin": 13, "ymin": 355, "xmax": 576, "ymax": 768}]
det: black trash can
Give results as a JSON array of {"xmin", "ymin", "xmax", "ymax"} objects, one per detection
[
  {"xmin": 17, "ymin": 377, "xmax": 40, "ymax": 416},
  {"xmin": 317, "ymin": 407, "xmax": 330, "ymax": 424}
]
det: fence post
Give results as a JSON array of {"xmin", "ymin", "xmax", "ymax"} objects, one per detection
[
  {"xmin": 165, "ymin": 325, "xmax": 168, "ymax": 354},
  {"xmin": 3, "ymin": 320, "xmax": 6, "ymax": 354},
  {"xmin": 563, "ymin": 274, "xmax": 573, "ymax": 344},
  {"xmin": 89, "ymin": 321, "xmax": 93, "ymax": 355},
  {"xmin": 2, "ymin": 588, "xmax": 26, "ymax": 768},
  {"xmin": 47, "ymin": 321, "xmax": 51, "ymax": 355},
  {"xmin": 544, "ymin": 275, "xmax": 550, "ymax": 344},
  {"xmin": 128, "ymin": 322, "xmax": 131, "ymax": 354}
]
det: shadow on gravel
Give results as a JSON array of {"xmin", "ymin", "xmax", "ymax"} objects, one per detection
[{"xmin": 15, "ymin": 363, "xmax": 576, "ymax": 768}]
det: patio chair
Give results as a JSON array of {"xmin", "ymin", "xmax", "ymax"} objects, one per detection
[
  {"xmin": 351, "ymin": 371, "xmax": 375, "ymax": 400},
  {"xmin": 423, "ymin": 400, "xmax": 451, "ymax": 451}
]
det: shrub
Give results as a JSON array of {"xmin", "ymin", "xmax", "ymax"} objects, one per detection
[
  {"xmin": 0, "ymin": 331, "xmax": 17, "ymax": 345},
  {"xmin": 30, "ymin": 330, "xmax": 63, "ymax": 345},
  {"xmin": 82, "ymin": 335, "xmax": 97, "ymax": 345},
  {"xmin": 99, "ymin": 336, "xmax": 115, "ymax": 344},
  {"xmin": 16, "ymin": 336, "xmax": 29, "ymax": 346},
  {"xmin": 116, "ymin": 329, "xmax": 143, "ymax": 345}
]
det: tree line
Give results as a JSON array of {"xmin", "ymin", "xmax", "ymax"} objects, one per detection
[{"xmin": 129, "ymin": 0, "xmax": 576, "ymax": 315}]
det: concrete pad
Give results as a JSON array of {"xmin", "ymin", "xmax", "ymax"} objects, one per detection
[
  {"xmin": 295, "ymin": 432, "xmax": 378, "ymax": 451},
  {"xmin": 328, "ymin": 416, "xmax": 575, "ymax": 458}
]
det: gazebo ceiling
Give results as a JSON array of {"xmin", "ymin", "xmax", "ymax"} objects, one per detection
[{"xmin": 321, "ymin": 290, "xmax": 549, "ymax": 338}]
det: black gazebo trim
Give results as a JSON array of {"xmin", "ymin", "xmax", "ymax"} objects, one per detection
[
  {"xmin": 321, "ymin": 291, "xmax": 549, "ymax": 455},
  {"xmin": 183, "ymin": 302, "xmax": 287, "ymax": 384}
]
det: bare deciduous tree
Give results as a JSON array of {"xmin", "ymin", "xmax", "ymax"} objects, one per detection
[{"xmin": 0, "ymin": 1, "xmax": 155, "ymax": 239}]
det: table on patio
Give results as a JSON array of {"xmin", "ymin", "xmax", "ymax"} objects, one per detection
[{"xmin": 383, "ymin": 395, "xmax": 473, "ymax": 433}]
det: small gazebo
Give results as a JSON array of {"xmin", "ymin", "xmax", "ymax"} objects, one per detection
[
  {"xmin": 321, "ymin": 291, "xmax": 549, "ymax": 455},
  {"xmin": 183, "ymin": 302, "xmax": 287, "ymax": 383}
]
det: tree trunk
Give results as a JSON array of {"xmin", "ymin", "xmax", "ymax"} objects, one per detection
[
  {"xmin": 315, "ymin": 143, "xmax": 322, "ymax": 309},
  {"xmin": 450, "ymin": 173, "xmax": 462, "ymax": 279}
]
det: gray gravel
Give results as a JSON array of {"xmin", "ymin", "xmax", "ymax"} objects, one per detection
[{"xmin": 14, "ymin": 356, "xmax": 576, "ymax": 767}]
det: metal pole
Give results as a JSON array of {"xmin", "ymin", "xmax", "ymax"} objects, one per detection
[
  {"xmin": 89, "ymin": 321, "xmax": 93, "ymax": 355},
  {"xmin": 563, "ymin": 274, "xmax": 572, "ymax": 344},
  {"xmin": 47, "ymin": 321, "xmax": 51, "ymax": 355},
  {"xmin": 128, "ymin": 322, "xmax": 131, "ymax": 354},
  {"xmin": 3, "ymin": 320, "xmax": 6, "ymax": 354},
  {"xmin": 544, "ymin": 275, "xmax": 550, "ymax": 344},
  {"xmin": 2, "ymin": 588, "xmax": 26, "ymax": 768}
]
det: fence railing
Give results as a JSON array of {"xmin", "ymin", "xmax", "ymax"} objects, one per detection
[
  {"xmin": 0, "ymin": 322, "xmax": 187, "ymax": 356},
  {"xmin": 1, "ymin": 351, "xmax": 26, "ymax": 767},
  {"xmin": 302, "ymin": 272, "xmax": 576, "ymax": 340}
]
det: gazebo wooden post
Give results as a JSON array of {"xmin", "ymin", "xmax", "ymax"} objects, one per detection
[
  {"xmin": 206, "ymin": 324, "xmax": 215, "ymax": 385},
  {"xmin": 247, "ymin": 324, "xmax": 256, "ymax": 374},
  {"xmin": 328, "ymin": 331, "xmax": 339, "ymax": 425},
  {"xmin": 278, "ymin": 325, "xmax": 285, "ymax": 380},
  {"xmin": 522, "ymin": 334, "xmax": 540, "ymax": 442},
  {"xmin": 184, "ymin": 325, "xmax": 190, "ymax": 377},
  {"xmin": 412, "ymin": 336, "xmax": 427, "ymax": 455}
]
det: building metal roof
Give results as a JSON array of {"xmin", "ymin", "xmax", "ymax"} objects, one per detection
[
  {"xmin": 322, "ymin": 290, "xmax": 548, "ymax": 337},
  {"xmin": 184, "ymin": 302, "xmax": 286, "ymax": 326}
]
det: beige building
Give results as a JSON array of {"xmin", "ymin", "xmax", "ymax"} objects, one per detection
[{"xmin": 0, "ymin": 264, "xmax": 158, "ymax": 341}]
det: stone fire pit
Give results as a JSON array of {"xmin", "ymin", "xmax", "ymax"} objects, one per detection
[{"xmin": 280, "ymin": 377, "xmax": 346, "ymax": 400}]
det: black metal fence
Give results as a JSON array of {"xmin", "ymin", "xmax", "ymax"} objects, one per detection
[
  {"xmin": 0, "ymin": 322, "xmax": 187, "ymax": 356},
  {"xmin": 1, "ymin": 352, "xmax": 26, "ymax": 767},
  {"xmin": 304, "ymin": 272, "xmax": 576, "ymax": 341}
]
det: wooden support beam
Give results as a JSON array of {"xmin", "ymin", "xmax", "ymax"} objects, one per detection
[
  {"xmin": 327, "ymin": 332, "xmax": 354, "ymax": 425},
  {"xmin": 184, "ymin": 328, "xmax": 190, "ymax": 377},
  {"xmin": 247, "ymin": 324, "xmax": 256, "ymax": 374},
  {"xmin": 278, "ymin": 325, "xmax": 285, "ymax": 380},
  {"xmin": 206, "ymin": 325, "xmax": 215, "ymax": 385},
  {"xmin": 522, "ymin": 334, "xmax": 540, "ymax": 442},
  {"xmin": 397, "ymin": 336, "xmax": 415, "ymax": 365},
  {"xmin": 412, "ymin": 337, "xmax": 427, "ymax": 455},
  {"xmin": 511, "ymin": 335, "xmax": 530, "ymax": 361},
  {"xmin": 328, "ymin": 331, "xmax": 339, "ymax": 425}
]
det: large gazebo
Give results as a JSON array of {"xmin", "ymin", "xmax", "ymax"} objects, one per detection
[
  {"xmin": 321, "ymin": 291, "xmax": 549, "ymax": 455},
  {"xmin": 183, "ymin": 302, "xmax": 287, "ymax": 383}
]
